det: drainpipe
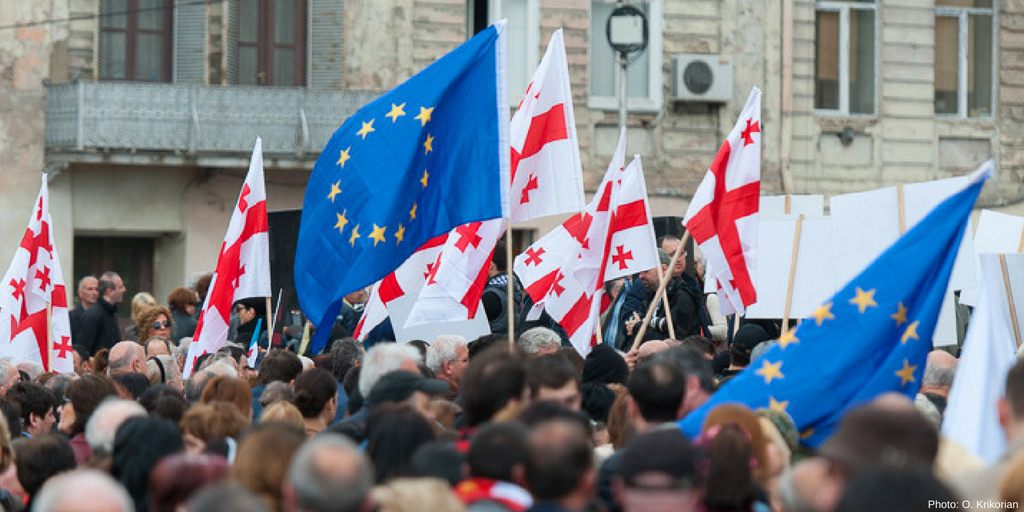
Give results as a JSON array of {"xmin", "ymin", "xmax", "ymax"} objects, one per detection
[{"xmin": 780, "ymin": 0, "xmax": 794, "ymax": 196}]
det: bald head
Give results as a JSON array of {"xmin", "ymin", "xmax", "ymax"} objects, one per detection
[
  {"xmin": 921, "ymin": 350, "xmax": 957, "ymax": 397},
  {"xmin": 286, "ymin": 434, "xmax": 373, "ymax": 512},
  {"xmin": 108, "ymin": 342, "xmax": 145, "ymax": 378},
  {"xmin": 525, "ymin": 419, "xmax": 594, "ymax": 502},
  {"xmin": 33, "ymin": 469, "xmax": 134, "ymax": 512}
]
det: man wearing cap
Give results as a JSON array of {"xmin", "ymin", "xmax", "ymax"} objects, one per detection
[
  {"xmin": 626, "ymin": 250, "xmax": 703, "ymax": 346},
  {"xmin": 367, "ymin": 370, "xmax": 449, "ymax": 425},
  {"xmin": 614, "ymin": 429, "xmax": 703, "ymax": 512}
]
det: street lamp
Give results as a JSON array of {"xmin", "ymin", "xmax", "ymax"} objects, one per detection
[{"xmin": 606, "ymin": 3, "xmax": 649, "ymax": 133}]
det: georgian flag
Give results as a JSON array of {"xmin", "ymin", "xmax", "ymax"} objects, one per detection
[
  {"xmin": 604, "ymin": 156, "xmax": 659, "ymax": 282},
  {"xmin": 184, "ymin": 138, "xmax": 271, "ymax": 378},
  {"xmin": 0, "ymin": 176, "xmax": 73, "ymax": 373},
  {"xmin": 683, "ymin": 87, "xmax": 762, "ymax": 316}
]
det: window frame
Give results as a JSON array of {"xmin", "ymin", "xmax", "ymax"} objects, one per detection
[
  {"xmin": 234, "ymin": 0, "xmax": 307, "ymax": 86},
  {"xmin": 814, "ymin": 0, "xmax": 879, "ymax": 117},
  {"xmin": 934, "ymin": 3, "xmax": 996, "ymax": 119},
  {"xmin": 587, "ymin": 0, "xmax": 664, "ymax": 114},
  {"xmin": 98, "ymin": 0, "xmax": 174, "ymax": 82}
]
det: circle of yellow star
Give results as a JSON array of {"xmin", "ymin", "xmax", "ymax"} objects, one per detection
[
  {"xmin": 385, "ymin": 102, "xmax": 406, "ymax": 123},
  {"xmin": 778, "ymin": 328, "xmax": 799, "ymax": 350},
  {"xmin": 755, "ymin": 359, "xmax": 785, "ymax": 385},
  {"xmin": 849, "ymin": 287, "xmax": 878, "ymax": 314},
  {"xmin": 769, "ymin": 396, "xmax": 789, "ymax": 413},
  {"xmin": 394, "ymin": 224, "xmax": 405, "ymax": 245},
  {"xmin": 333, "ymin": 211, "xmax": 348, "ymax": 233},
  {"xmin": 811, "ymin": 302, "xmax": 835, "ymax": 326},
  {"xmin": 409, "ymin": 203, "xmax": 417, "ymax": 221},
  {"xmin": 349, "ymin": 224, "xmax": 361, "ymax": 246},
  {"xmin": 423, "ymin": 134, "xmax": 434, "ymax": 155},
  {"xmin": 369, "ymin": 224, "xmax": 387, "ymax": 247},
  {"xmin": 327, "ymin": 181, "xmax": 341, "ymax": 202},
  {"xmin": 420, "ymin": 170, "xmax": 429, "ymax": 188},
  {"xmin": 891, "ymin": 302, "xmax": 908, "ymax": 327},
  {"xmin": 415, "ymin": 106, "xmax": 434, "ymax": 126},
  {"xmin": 357, "ymin": 120, "xmax": 375, "ymax": 139},
  {"xmin": 336, "ymin": 147, "xmax": 351, "ymax": 168},
  {"xmin": 895, "ymin": 359, "xmax": 918, "ymax": 386},
  {"xmin": 900, "ymin": 321, "xmax": 920, "ymax": 345}
]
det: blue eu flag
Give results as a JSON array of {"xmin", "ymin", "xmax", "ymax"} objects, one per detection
[
  {"xmin": 295, "ymin": 23, "xmax": 510, "ymax": 348},
  {"xmin": 679, "ymin": 163, "xmax": 992, "ymax": 447}
]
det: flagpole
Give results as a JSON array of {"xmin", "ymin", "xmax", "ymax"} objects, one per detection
[
  {"xmin": 269, "ymin": 289, "xmax": 283, "ymax": 350},
  {"xmin": 1017, "ymin": 225, "xmax": 1024, "ymax": 253},
  {"xmin": 46, "ymin": 303, "xmax": 53, "ymax": 372},
  {"xmin": 506, "ymin": 227, "xmax": 515, "ymax": 350},
  {"xmin": 633, "ymin": 232, "xmax": 690, "ymax": 351},
  {"xmin": 1000, "ymin": 254, "xmax": 1022, "ymax": 349},
  {"xmin": 782, "ymin": 215, "xmax": 805, "ymax": 332},
  {"xmin": 265, "ymin": 296, "xmax": 274, "ymax": 347},
  {"xmin": 655, "ymin": 264, "xmax": 676, "ymax": 339},
  {"xmin": 897, "ymin": 184, "xmax": 907, "ymax": 235}
]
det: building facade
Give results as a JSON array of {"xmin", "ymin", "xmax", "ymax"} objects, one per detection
[{"xmin": 0, "ymin": 0, "xmax": 1020, "ymax": 311}]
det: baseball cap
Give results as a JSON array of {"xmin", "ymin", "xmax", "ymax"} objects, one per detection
[{"xmin": 368, "ymin": 370, "xmax": 449, "ymax": 407}]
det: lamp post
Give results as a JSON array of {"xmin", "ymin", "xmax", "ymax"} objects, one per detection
[{"xmin": 606, "ymin": 3, "xmax": 649, "ymax": 134}]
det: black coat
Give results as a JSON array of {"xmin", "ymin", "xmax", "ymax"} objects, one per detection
[{"xmin": 75, "ymin": 298, "xmax": 120, "ymax": 355}]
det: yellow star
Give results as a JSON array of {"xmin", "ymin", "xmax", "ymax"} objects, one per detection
[
  {"xmin": 327, "ymin": 181, "xmax": 341, "ymax": 202},
  {"xmin": 420, "ymin": 170, "xmax": 429, "ymax": 188},
  {"xmin": 385, "ymin": 102, "xmax": 406, "ymax": 123},
  {"xmin": 778, "ymin": 328, "xmax": 799, "ymax": 350},
  {"xmin": 415, "ymin": 106, "xmax": 434, "ymax": 126},
  {"xmin": 369, "ymin": 224, "xmax": 387, "ymax": 247},
  {"xmin": 755, "ymin": 359, "xmax": 785, "ymax": 385},
  {"xmin": 811, "ymin": 302, "xmax": 835, "ymax": 326},
  {"xmin": 849, "ymin": 287, "xmax": 878, "ymax": 314},
  {"xmin": 336, "ymin": 147, "xmax": 351, "ymax": 168},
  {"xmin": 891, "ymin": 302, "xmax": 908, "ymax": 327},
  {"xmin": 357, "ymin": 119, "xmax": 375, "ymax": 139},
  {"xmin": 423, "ymin": 134, "xmax": 434, "ymax": 154},
  {"xmin": 900, "ymin": 321, "xmax": 920, "ymax": 345},
  {"xmin": 409, "ymin": 203, "xmax": 417, "ymax": 220},
  {"xmin": 895, "ymin": 359, "xmax": 918, "ymax": 386},
  {"xmin": 333, "ymin": 211, "xmax": 348, "ymax": 233},
  {"xmin": 349, "ymin": 224, "xmax": 360, "ymax": 246},
  {"xmin": 769, "ymin": 396, "xmax": 789, "ymax": 413},
  {"xmin": 395, "ymin": 224, "xmax": 405, "ymax": 245}
]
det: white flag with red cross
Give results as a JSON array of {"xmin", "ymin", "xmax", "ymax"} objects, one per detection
[
  {"xmin": 184, "ymin": 138, "xmax": 271, "ymax": 378},
  {"xmin": 0, "ymin": 176, "xmax": 73, "ymax": 373},
  {"xmin": 604, "ymin": 155, "xmax": 659, "ymax": 282},
  {"xmin": 683, "ymin": 87, "xmax": 762, "ymax": 316}
]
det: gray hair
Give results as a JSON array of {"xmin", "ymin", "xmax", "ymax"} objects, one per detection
[
  {"xmin": 184, "ymin": 370, "xmax": 215, "ymax": 403},
  {"xmin": 922, "ymin": 360, "xmax": 957, "ymax": 388},
  {"xmin": 259, "ymin": 381, "xmax": 295, "ymax": 407},
  {"xmin": 288, "ymin": 434, "xmax": 373, "ymax": 512},
  {"xmin": 17, "ymin": 361, "xmax": 43, "ymax": 381},
  {"xmin": 34, "ymin": 469, "xmax": 135, "ymax": 512},
  {"xmin": 425, "ymin": 335, "xmax": 468, "ymax": 372},
  {"xmin": 85, "ymin": 398, "xmax": 147, "ymax": 457},
  {"xmin": 0, "ymin": 358, "xmax": 17, "ymax": 385},
  {"xmin": 330, "ymin": 338, "xmax": 365, "ymax": 381},
  {"xmin": 358, "ymin": 344, "xmax": 422, "ymax": 397},
  {"xmin": 750, "ymin": 340, "xmax": 778, "ymax": 363},
  {"xmin": 146, "ymin": 354, "xmax": 182, "ymax": 389},
  {"xmin": 188, "ymin": 482, "xmax": 270, "ymax": 512},
  {"xmin": 44, "ymin": 373, "xmax": 74, "ymax": 399},
  {"xmin": 518, "ymin": 327, "xmax": 561, "ymax": 355}
]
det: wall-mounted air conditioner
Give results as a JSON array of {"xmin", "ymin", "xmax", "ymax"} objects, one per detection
[{"xmin": 671, "ymin": 54, "xmax": 733, "ymax": 103}]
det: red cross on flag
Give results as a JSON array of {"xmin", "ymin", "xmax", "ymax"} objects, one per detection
[
  {"xmin": 683, "ymin": 87, "xmax": 762, "ymax": 316},
  {"xmin": 604, "ymin": 155, "xmax": 659, "ymax": 282},
  {"xmin": 184, "ymin": 138, "xmax": 271, "ymax": 377},
  {"xmin": 0, "ymin": 176, "xmax": 73, "ymax": 373}
]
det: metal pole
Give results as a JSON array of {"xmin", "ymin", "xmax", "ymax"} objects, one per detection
[{"xmin": 619, "ymin": 54, "xmax": 628, "ymax": 133}]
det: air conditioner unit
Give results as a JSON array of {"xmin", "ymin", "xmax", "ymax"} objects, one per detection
[{"xmin": 671, "ymin": 54, "xmax": 733, "ymax": 103}]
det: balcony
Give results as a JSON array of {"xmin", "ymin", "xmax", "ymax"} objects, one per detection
[{"xmin": 45, "ymin": 81, "xmax": 379, "ymax": 166}]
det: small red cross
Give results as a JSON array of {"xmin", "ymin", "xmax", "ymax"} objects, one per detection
[
  {"xmin": 740, "ymin": 118, "xmax": 760, "ymax": 147},
  {"xmin": 520, "ymin": 175, "xmax": 539, "ymax": 204},
  {"xmin": 552, "ymin": 273, "xmax": 565, "ymax": 296},
  {"xmin": 35, "ymin": 197, "xmax": 43, "ymax": 221},
  {"xmin": 455, "ymin": 223, "xmax": 483, "ymax": 252},
  {"xmin": 611, "ymin": 245, "xmax": 633, "ymax": 270},
  {"xmin": 54, "ymin": 336, "xmax": 72, "ymax": 359},
  {"xmin": 9, "ymin": 279, "xmax": 25, "ymax": 302},
  {"xmin": 238, "ymin": 184, "xmax": 251, "ymax": 213},
  {"xmin": 425, "ymin": 253, "xmax": 443, "ymax": 285},
  {"xmin": 524, "ymin": 247, "xmax": 545, "ymax": 266},
  {"xmin": 231, "ymin": 265, "xmax": 246, "ymax": 289},
  {"xmin": 35, "ymin": 267, "xmax": 51, "ymax": 291}
]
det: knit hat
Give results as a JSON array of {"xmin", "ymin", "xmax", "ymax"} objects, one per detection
[{"xmin": 582, "ymin": 344, "xmax": 629, "ymax": 386}]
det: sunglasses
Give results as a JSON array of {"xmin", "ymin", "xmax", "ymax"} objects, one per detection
[{"xmin": 151, "ymin": 320, "xmax": 171, "ymax": 329}]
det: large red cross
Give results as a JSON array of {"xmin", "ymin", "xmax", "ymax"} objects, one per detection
[
  {"xmin": 35, "ymin": 267, "xmax": 51, "ymax": 292},
  {"xmin": 54, "ymin": 336, "xmax": 72, "ymax": 359},
  {"xmin": 510, "ymin": 105, "xmax": 568, "ymax": 181},
  {"xmin": 611, "ymin": 246, "xmax": 633, "ymax": 270}
]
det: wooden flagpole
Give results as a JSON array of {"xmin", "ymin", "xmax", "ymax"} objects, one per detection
[
  {"xmin": 265, "ymin": 297, "xmax": 273, "ymax": 346},
  {"xmin": 1000, "ymin": 254, "xmax": 1022, "ymax": 349},
  {"xmin": 897, "ymin": 184, "xmax": 907, "ymax": 235},
  {"xmin": 781, "ymin": 215, "xmax": 805, "ymax": 332},
  {"xmin": 506, "ymin": 226, "xmax": 515, "ymax": 351},
  {"xmin": 632, "ymin": 232, "xmax": 690, "ymax": 351},
  {"xmin": 1017, "ymin": 224, "xmax": 1024, "ymax": 253},
  {"xmin": 656, "ymin": 263, "xmax": 676, "ymax": 339},
  {"xmin": 268, "ymin": 289, "xmax": 283, "ymax": 350},
  {"xmin": 46, "ymin": 303, "xmax": 53, "ymax": 372}
]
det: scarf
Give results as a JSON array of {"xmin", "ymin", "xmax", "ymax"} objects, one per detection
[{"xmin": 454, "ymin": 478, "xmax": 533, "ymax": 512}]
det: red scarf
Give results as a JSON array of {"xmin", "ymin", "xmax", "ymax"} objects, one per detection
[{"xmin": 454, "ymin": 478, "xmax": 533, "ymax": 512}]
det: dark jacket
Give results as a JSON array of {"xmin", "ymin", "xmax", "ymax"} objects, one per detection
[
  {"xmin": 170, "ymin": 309, "xmax": 198, "ymax": 342},
  {"xmin": 76, "ymin": 298, "xmax": 120, "ymax": 355},
  {"xmin": 632, "ymin": 277, "xmax": 702, "ymax": 344}
]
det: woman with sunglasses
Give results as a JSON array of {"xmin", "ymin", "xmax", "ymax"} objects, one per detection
[{"xmin": 136, "ymin": 305, "xmax": 174, "ymax": 344}]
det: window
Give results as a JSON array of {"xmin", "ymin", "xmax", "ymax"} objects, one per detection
[
  {"xmin": 588, "ymin": 0, "xmax": 663, "ymax": 112},
  {"xmin": 99, "ymin": 0, "xmax": 173, "ymax": 81},
  {"xmin": 935, "ymin": 1, "xmax": 994, "ymax": 117},
  {"xmin": 815, "ymin": 1, "xmax": 876, "ymax": 115},
  {"xmin": 467, "ymin": 0, "xmax": 540, "ymax": 103},
  {"xmin": 237, "ymin": 0, "xmax": 307, "ymax": 86}
]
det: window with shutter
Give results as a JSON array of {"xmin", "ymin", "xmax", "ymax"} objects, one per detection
[
  {"xmin": 231, "ymin": 0, "xmax": 307, "ymax": 86},
  {"xmin": 99, "ymin": 0, "xmax": 174, "ymax": 82}
]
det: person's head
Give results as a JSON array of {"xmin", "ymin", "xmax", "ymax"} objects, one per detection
[
  {"xmin": 730, "ymin": 324, "xmax": 770, "ymax": 368},
  {"xmin": 259, "ymin": 381, "xmax": 295, "ymax": 407},
  {"xmin": 409, "ymin": 442, "xmax": 463, "ymax": 486},
  {"xmin": 581, "ymin": 344, "xmax": 628, "ymax": 386},
  {"xmin": 73, "ymin": 346, "xmax": 92, "ymax": 375},
  {"xmin": 256, "ymin": 349, "xmax": 304, "ymax": 387},
  {"xmin": 146, "ymin": 354, "xmax": 183, "ymax": 393},
  {"xmin": 527, "ymin": 354, "xmax": 582, "ymax": 411},
  {"xmin": 367, "ymin": 370, "xmax": 447, "ymax": 424},
  {"xmin": 108, "ymin": 341, "xmax": 146, "ymax": 378},
  {"xmin": 139, "ymin": 385, "xmax": 188, "ymax": 425},
  {"xmin": 616, "ymin": 429, "xmax": 704, "ymax": 512},
  {"xmin": 85, "ymin": 398, "xmax": 147, "ymax": 459},
  {"xmin": 700, "ymin": 404, "xmax": 772, "ymax": 507},
  {"xmin": 77, "ymin": 276, "xmax": 99, "ymax": 308},
  {"xmin": 294, "ymin": 368, "xmax": 338, "ymax": 423},
  {"xmin": 184, "ymin": 370, "xmax": 216, "ymax": 403},
  {"xmin": 7, "ymin": 381, "xmax": 57, "ymax": 437},
  {"xmin": 166, "ymin": 286, "xmax": 199, "ymax": 317},
  {"xmin": 113, "ymin": 372, "xmax": 151, "ymax": 400},
  {"xmin": 652, "ymin": 346, "xmax": 716, "ymax": 417},
  {"xmin": 372, "ymin": 477, "xmax": 466, "ymax": 512},
  {"xmin": 259, "ymin": 400, "xmax": 305, "ymax": 428},
  {"xmin": 639, "ymin": 255, "xmax": 671, "ymax": 290},
  {"xmin": 233, "ymin": 298, "xmax": 266, "ymax": 326},
  {"xmin": 128, "ymin": 293, "xmax": 156, "ymax": 322},
  {"xmin": 112, "ymin": 417, "xmax": 184, "ymax": 512},
  {"xmin": 518, "ymin": 327, "xmax": 561, "ymax": 357},
  {"xmin": 99, "ymin": 272, "xmax": 127, "ymax": 305},
  {"xmin": 0, "ymin": 358, "xmax": 21, "ymax": 395},
  {"xmin": 365, "ymin": 403, "xmax": 436, "ymax": 484},
  {"xmin": 660, "ymin": 236, "xmax": 687, "ymax": 278},
  {"xmin": 179, "ymin": 402, "xmax": 248, "ymax": 455},
  {"xmin": 425, "ymin": 335, "xmax": 469, "ymax": 385},
  {"xmin": 148, "ymin": 453, "xmax": 229, "ymax": 512},
  {"xmin": 33, "ymin": 469, "xmax": 134, "ymax": 512},
  {"xmin": 284, "ymin": 433, "xmax": 374, "ymax": 512},
  {"xmin": 144, "ymin": 337, "xmax": 173, "ymax": 359},
  {"xmin": 680, "ymin": 335, "xmax": 715, "ymax": 358},
  {"xmin": 921, "ymin": 350, "xmax": 957, "ymax": 398},
  {"xmin": 330, "ymin": 338, "xmax": 364, "ymax": 382},
  {"xmin": 834, "ymin": 467, "xmax": 960, "ymax": 512},
  {"xmin": 628, "ymin": 357, "xmax": 686, "ymax": 427},
  {"xmin": 461, "ymin": 344, "xmax": 529, "ymax": 427},
  {"xmin": 194, "ymin": 273, "xmax": 213, "ymax": 304},
  {"xmin": 525, "ymin": 418, "xmax": 595, "ymax": 505},
  {"xmin": 358, "ymin": 343, "xmax": 422, "ymax": 398},
  {"xmin": 232, "ymin": 421, "xmax": 306, "ymax": 512},
  {"xmin": 137, "ymin": 306, "xmax": 173, "ymax": 344},
  {"xmin": 200, "ymin": 375, "xmax": 252, "ymax": 420},
  {"xmin": 467, "ymin": 421, "xmax": 530, "ymax": 483},
  {"xmin": 60, "ymin": 374, "xmax": 119, "ymax": 436},
  {"xmin": 16, "ymin": 434, "xmax": 76, "ymax": 501}
]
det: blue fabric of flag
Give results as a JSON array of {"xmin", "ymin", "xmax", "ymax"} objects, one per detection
[
  {"xmin": 678, "ymin": 168, "xmax": 990, "ymax": 447},
  {"xmin": 295, "ymin": 23, "xmax": 509, "ymax": 353}
]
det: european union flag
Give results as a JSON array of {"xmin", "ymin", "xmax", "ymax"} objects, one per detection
[
  {"xmin": 295, "ymin": 23, "xmax": 510, "ymax": 348},
  {"xmin": 679, "ymin": 162, "xmax": 992, "ymax": 447}
]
